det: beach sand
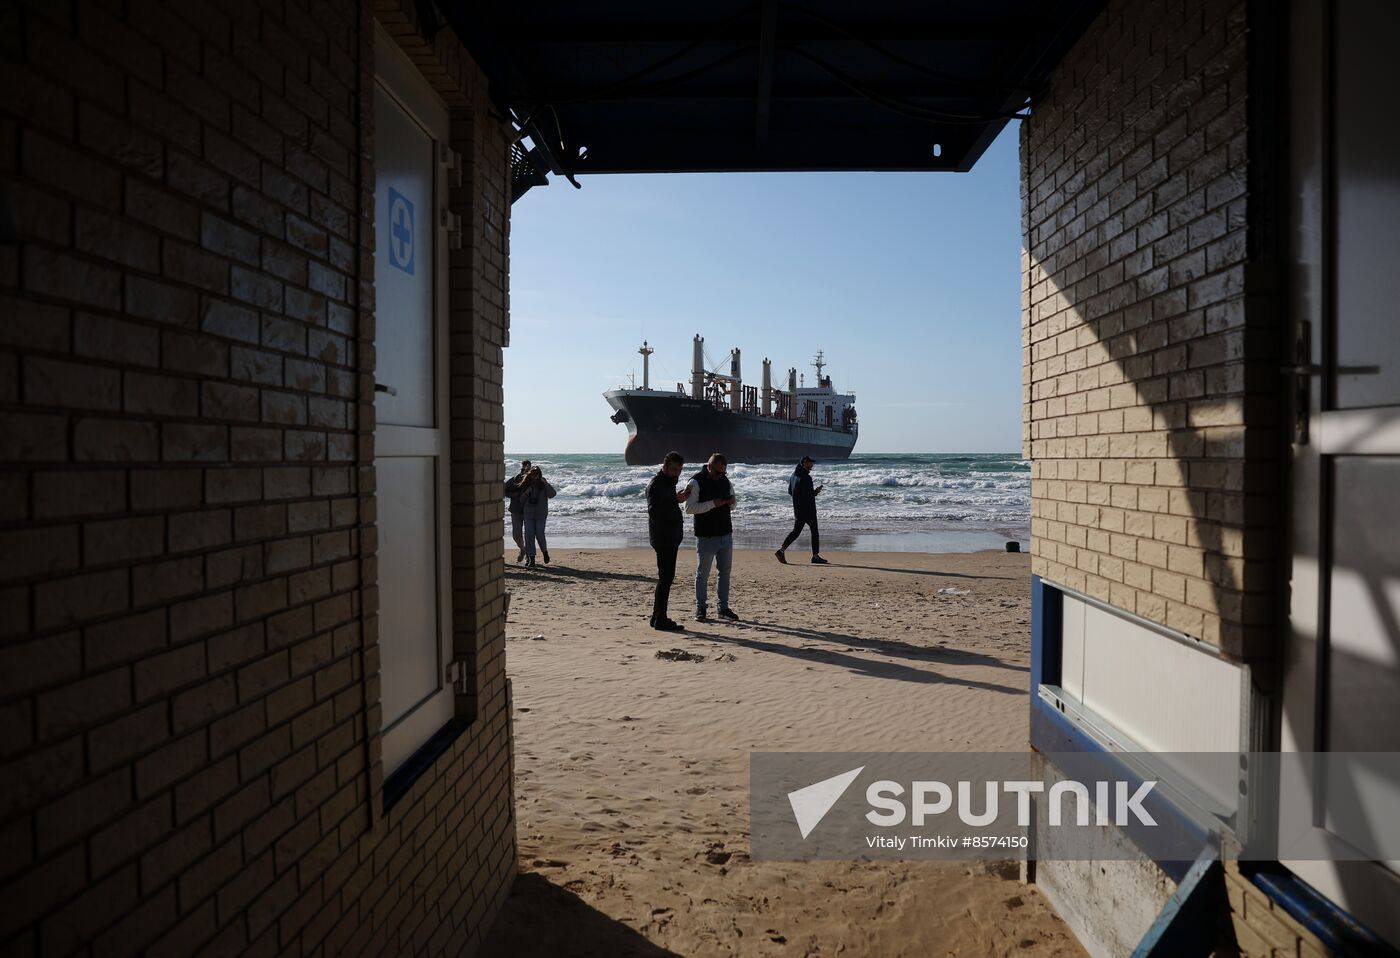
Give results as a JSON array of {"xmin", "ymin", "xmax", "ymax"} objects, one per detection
[{"xmin": 481, "ymin": 549, "xmax": 1083, "ymax": 957}]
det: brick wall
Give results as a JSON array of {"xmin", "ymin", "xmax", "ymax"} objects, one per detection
[
  {"xmin": 1224, "ymin": 864, "xmax": 1332, "ymax": 958},
  {"xmin": 1020, "ymin": 0, "xmax": 1284, "ymax": 659},
  {"xmin": 0, "ymin": 1, "xmax": 515, "ymax": 954}
]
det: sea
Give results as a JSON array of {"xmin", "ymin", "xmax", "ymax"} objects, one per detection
[{"xmin": 503, "ymin": 453, "xmax": 1030, "ymax": 553}]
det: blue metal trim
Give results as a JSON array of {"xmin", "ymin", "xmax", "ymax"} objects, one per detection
[
  {"xmin": 1131, "ymin": 845, "xmax": 1222, "ymax": 958},
  {"xmin": 1030, "ymin": 574, "xmax": 1044, "ymax": 687},
  {"xmin": 1029, "ymin": 575, "xmax": 1063, "ymax": 690},
  {"xmin": 1031, "ymin": 577, "xmax": 1213, "ymax": 881},
  {"xmin": 382, "ymin": 717, "xmax": 471, "ymax": 813},
  {"xmin": 1031, "ymin": 696, "xmax": 1213, "ymax": 883},
  {"xmin": 1250, "ymin": 866, "xmax": 1400, "ymax": 958}
]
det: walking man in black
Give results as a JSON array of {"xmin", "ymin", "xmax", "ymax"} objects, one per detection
[
  {"xmin": 646, "ymin": 451, "xmax": 690, "ymax": 631},
  {"xmin": 776, "ymin": 455, "xmax": 828, "ymax": 564}
]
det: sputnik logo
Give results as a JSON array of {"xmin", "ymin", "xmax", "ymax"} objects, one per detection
[{"xmin": 787, "ymin": 766, "xmax": 864, "ymax": 839}]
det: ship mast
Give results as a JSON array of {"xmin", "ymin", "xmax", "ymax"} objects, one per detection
[
  {"xmin": 638, "ymin": 341, "xmax": 654, "ymax": 390},
  {"xmin": 811, "ymin": 350, "xmax": 826, "ymax": 385}
]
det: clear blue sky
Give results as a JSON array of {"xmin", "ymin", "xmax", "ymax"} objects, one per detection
[{"xmin": 505, "ymin": 124, "xmax": 1023, "ymax": 454}]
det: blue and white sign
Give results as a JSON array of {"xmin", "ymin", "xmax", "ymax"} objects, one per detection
[{"xmin": 387, "ymin": 187, "xmax": 415, "ymax": 275}]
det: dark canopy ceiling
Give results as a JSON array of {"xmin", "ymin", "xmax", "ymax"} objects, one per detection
[{"xmin": 442, "ymin": 0, "xmax": 1103, "ymax": 182}]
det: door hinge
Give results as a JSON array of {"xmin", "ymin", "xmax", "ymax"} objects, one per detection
[
  {"xmin": 439, "ymin": 143, "xmax": 463, "ymax": 187},
  {"xmin": 440, "ymin": 207, "xmax": 462, "ymax": 250},
  {"xmin": 446, "ymin": 659, "xmax": 470, "ymax": 695}
]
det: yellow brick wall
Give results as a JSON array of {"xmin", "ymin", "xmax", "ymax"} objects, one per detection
[
  {"xmin": 1224, "ymin": 864, "xmax": 1334, "ymax": 958},
  {"xmin": 1021, "ymin": 0, "xmax": 1285, "ymax": 659},
  {"xmin": 0, "ymin": 1, "xmax": 517, "ymax": 953}
]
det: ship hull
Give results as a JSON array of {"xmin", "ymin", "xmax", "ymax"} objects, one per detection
[{"xmin": 605, "ymin": 390, "xmax": 857, "ymax": 466}]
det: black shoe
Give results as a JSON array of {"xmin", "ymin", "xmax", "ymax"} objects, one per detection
[
  {"xmin": 695, "ymin": 610, "xmax": 708, "ymax": 622},
  {"xmin": 653, "ymin": 619, "xmax": 683, "ymax": 632},
  {"xmin": 542, "ymin": 550, "xmax": 550, "ymax": 564},
  {"xmin": 516, "ymin": 550, "xmax": 525, "ymax": 563},
  {"xmin": 811, "ymin": 555, "xmax": 829, "ymax": 564},
  {"xmin": 525, "ymin": 556, "xmax": 536, "ymax": 568},
  {"xmin": 718, "ymin": 607, "xmax": 739, "ymax": 621},
  {"xmin": 775, "ymin": 549, "xmax": 787, "ymax": 564}
]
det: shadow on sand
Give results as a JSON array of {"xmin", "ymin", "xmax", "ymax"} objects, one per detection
[
  {"xmin": 686, "ymin": 625, "xmax": 1026, "ymax": 694},
  {"xmin": 818, "ymin": 561, "xmax": 1015, "ymax": 581},
  {"xmin": 480, "ymin": 872, "xmax": 680, "ymax": 957},
  {"xmin": 505, "ymin": 564, "xmax": 655, "ymax": 585},
  {"xmin": 734, "ymin": 620, "xmax": 1029, "ymax": 673}
]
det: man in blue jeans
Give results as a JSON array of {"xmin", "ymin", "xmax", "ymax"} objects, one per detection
[{"xmin": 684, "ymin": 452, "xmax": 738, "ymax": 622}]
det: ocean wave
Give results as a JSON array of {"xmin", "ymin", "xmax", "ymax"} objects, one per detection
[
  {"xmin": 871, "ymin": 475, "xmax": 1021, "ymax": 490},
  {"xmin": 510, "ymin": 453, "xmax": 1030, "ymax": 531},
  {"xmin": 558, "ymin": 481, "xmax": 648, "ymax": 498}
]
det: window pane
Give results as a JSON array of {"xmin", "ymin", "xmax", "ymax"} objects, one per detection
[
  {"xmin": 377, "ymin": 455, "xmax": 442, "ymax": 729},
  {"xmin": 1334, "ymin": 3, "xmax": 1400, "ymax": 409},
  {"xmin": 373, "ymin": 84, "xmax": 436, "ymax": 427}
]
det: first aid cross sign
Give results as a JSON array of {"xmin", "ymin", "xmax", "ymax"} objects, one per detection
[{"xmin": 387, "ymin": 187, "xmax": 414, "ymax": 275}]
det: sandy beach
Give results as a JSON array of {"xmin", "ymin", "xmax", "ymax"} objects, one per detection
[{"xmin": 481, "ymin": 549, "xmax": 1082, "ymax": 957}]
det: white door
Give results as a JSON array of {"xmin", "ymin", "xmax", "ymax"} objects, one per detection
[
  {"xmin": 1281, "ymin": 0, "xmax": 1400, "ymax": 943},
  {"xmin": 373, "ymin": 27, "xmax": 455, "ymax": 776}
]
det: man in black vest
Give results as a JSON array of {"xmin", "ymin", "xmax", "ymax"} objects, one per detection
[
  {"xmin": 646, "ymin": 451, "xmax": 690, "ymax": 631},
  {"xmin": 684, "ymin": 453, "xmax": 739, "ymax": 621},
  {"xmin": 776, "ymin": 455, "xmax": 828, "ymax": 564}
]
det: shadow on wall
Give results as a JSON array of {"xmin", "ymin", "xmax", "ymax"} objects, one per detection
[
  {"xmin": 480, "ymin": 872, "xmax": 683, "ymax": 957},
  {"xmin": 1023, "ymin": 0, "xmax": 1400, "ymax": 947},
  {"xmin": 1020, "ymin": 0, "xmax": 1286, "ymax": 664}
]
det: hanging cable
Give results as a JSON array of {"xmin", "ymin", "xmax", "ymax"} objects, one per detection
[
  {"xmin": 520, "ymin": 7, "xmax": 758, "ymax": 106},
  {"xmin": 523, "ymin": 45, "xmax": 755, "ymax": 107},
  {"xmin": 786, "ymin": 48, "xmax": 1028, "ymax": 124},
  {"xmin": 777, "ymin": 5, "xmax": 1024, "ymax": 96}
]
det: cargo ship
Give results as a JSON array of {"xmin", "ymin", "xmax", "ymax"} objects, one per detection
[{"xmin": 604, "ymin": 335, "xmax": 858, "ymax": 466}]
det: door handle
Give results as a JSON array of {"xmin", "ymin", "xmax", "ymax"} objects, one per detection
[
  {"xmin": 1286, "ymin": 321, "xmax": 1384, "ymax": 446},
  {"xmin": 375, "ymin": 382, "xmax": 398, "ymax": 396},
  {"xmin": 1290, "ymin": 323, "xmax": 1314, "ymax": 446}
]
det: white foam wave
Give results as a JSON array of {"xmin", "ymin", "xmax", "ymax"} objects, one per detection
[{"xmin": 507, "ymin": 454, "xmax": 1030, "ymax": 533}]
